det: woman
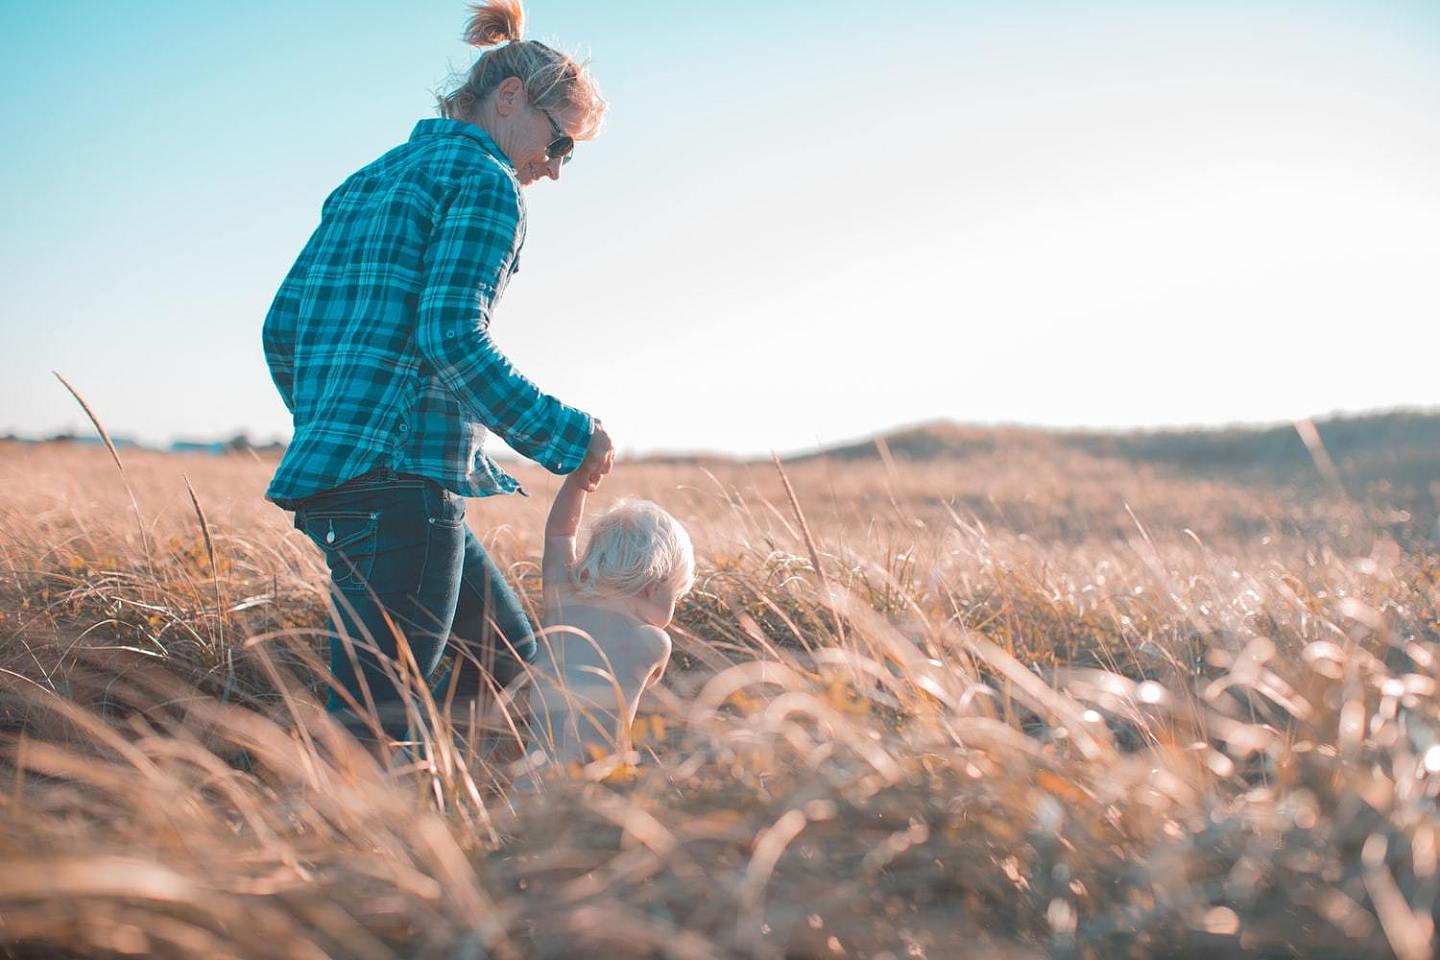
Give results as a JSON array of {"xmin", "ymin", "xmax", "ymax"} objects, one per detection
[{"xmin": 261, "ymin": 0, "xmax": 613, "ymax": 744}]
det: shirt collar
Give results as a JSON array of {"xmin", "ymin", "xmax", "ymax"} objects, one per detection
[{"xmin": 409, "ymin": 118, "xmax": 515, "ymax": 172}]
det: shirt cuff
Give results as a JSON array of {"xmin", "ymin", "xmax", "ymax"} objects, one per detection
[{"xmin": 541, "ymin": 409, "xmax": 594, "ymax": 475}]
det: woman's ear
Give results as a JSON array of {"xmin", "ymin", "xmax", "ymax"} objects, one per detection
[{"xmin": 493, "ymin": 76, "xmax": 524, "ymax": 117}]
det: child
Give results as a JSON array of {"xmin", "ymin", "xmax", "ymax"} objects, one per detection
[{"xmin": 524, "ymin": 467, "xmax": 694, "ymax": 768}]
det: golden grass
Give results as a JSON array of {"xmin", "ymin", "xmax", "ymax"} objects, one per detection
[{"xmin": 2, "ymin": 439, "xmax": 1438, "ymax": 959}]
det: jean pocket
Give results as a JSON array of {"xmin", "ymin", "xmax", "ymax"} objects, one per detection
[{"xmin": 301, "ymin": 510, "xmax": 380, "ymax": 591}]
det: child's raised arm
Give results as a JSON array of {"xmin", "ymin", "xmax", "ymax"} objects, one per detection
[
  {"xmin": 542, "ymin": 471, "xmax": 587, "ymax": 611},
  {"xmin": 543, "ymin": 424, "xmax": 612, "ymax": 613}
]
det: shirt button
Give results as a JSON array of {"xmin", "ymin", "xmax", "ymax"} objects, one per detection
[
  {"xmin": 398, "ymin": 423, "xmax": 409, "ymax": 433},
  {"xmin": 445, "ymin": 330, "xmax": 456, "ymax": 339}
]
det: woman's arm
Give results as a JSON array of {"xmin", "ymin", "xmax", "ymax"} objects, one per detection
[{"xmin": 414, "ymin": 170, "xmax": 595, "ymax": 475}]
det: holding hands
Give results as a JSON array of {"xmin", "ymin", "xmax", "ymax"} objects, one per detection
[{"xmin": 577, "ymin": 421, "xmax": 614, "ymax": 492}]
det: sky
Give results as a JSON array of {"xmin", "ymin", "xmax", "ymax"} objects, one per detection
[{"xmin": 2, "ymin": 0, "xmax": 1437, "ymax": 458}]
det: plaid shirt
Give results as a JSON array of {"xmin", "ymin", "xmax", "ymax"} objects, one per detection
[{"xmin": 263, "ymin": 119, "xmax": 593, "ymax": 505}]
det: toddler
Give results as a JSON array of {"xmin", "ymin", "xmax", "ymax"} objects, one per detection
[{"xmin": 524, "ymin": 467, "xmax": 694, "ymax": 768}]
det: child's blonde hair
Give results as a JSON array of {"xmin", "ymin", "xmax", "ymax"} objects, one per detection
[{"xmin": 573, "ymin": 499, "xmax": 694, "ymax": 599}]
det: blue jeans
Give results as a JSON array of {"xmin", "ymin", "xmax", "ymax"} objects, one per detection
[{"xmin": 288, "ymin": 469, "xmax": 537, "ymax": 741}]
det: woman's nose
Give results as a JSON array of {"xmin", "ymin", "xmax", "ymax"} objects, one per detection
[{"xmin": 544, "ymin": 156, "xmax": 563, "ymax": 181}]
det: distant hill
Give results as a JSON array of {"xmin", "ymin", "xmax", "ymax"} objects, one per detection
[
  {"xmin": 794, "ymin": 410, "xmax": 1438, "ymax": 476},
  {"xmin": 789, "ymin": 410, "xmax": 1440, "ymax": 541},
  {"xmin": 1060, "ymin": 411, "xmax": 1440, "ymax": 488}
]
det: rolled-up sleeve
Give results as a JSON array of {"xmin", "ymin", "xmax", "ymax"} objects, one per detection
[{"xmin": 415, "ymin": 172, "xmax": 593, "ymax": 474}]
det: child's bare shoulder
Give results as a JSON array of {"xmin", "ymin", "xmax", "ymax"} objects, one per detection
[
  {"xmin": 634, "ymin": 623, "xmax": 672, "ymax": 658},
  {"xmin": 605, "ymin": 620, "xmax": 668, "ymax": 656},
  {"xmin": 620, "ymin": 623, "xmax": 671, "ymax": 686}
]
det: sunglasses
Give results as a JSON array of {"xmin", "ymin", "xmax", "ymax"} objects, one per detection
[{"xmin": 538, "ymin": 106, "xmax": 575, "ymax": 165}]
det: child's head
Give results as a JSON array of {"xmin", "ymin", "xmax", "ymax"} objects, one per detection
[{"xmin": 573, "ymin": 498, "xmax": 694, "ymax": 627}]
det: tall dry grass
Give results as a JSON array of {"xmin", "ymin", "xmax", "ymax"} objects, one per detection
[{"xmin": 1, "ymin": 439, "xmax": 1438, "ymax": 959}]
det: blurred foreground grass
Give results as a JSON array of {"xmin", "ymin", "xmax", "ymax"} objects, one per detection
[{"xmin": 2, "ymin": 440, "xmax": 1438, "ymax": 959}]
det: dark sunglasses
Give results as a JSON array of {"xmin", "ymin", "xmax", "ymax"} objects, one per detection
[{"xmin": 538, "ymin": 106, "xmax": 574, "ymax": 165}]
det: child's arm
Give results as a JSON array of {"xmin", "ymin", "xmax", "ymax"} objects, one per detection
[
  {"xmin": 543, "ymin": 471, "xmax": 589, "ymax": 614},
  {"xmin": 622, "ymin": 626, "xmax": 673, "ymax": 734},
  {"xmin": 542, "ymin": 423, "xmax": 612, "ymax": 613},
  {"xmin": 638, "ymin": 627, "xmax": 673, "ymax": 694}
]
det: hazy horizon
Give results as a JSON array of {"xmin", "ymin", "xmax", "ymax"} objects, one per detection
[{"xmin": 15, "ymin": 402, "xmax": 1438, "ymax": 463}]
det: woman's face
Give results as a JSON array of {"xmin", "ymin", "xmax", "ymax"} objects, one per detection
[
  {"xmin": 525, "ymin": 102, "xmax": 580, "ymax": 186},
  {"xmin": 488, "ymin": 77, "xmax": 576, "ymax": 187}
]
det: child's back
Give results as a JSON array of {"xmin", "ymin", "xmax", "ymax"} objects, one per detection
[{"xmin": 529, "ymin": 600, "xmax": 670, "ymax": 764}]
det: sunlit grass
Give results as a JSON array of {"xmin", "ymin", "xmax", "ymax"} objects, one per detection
[{"xmin": 2, "ymin": 439, "xmax": 1437, "ymax": 959}]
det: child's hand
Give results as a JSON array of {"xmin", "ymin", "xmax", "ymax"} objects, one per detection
[{"xmin": 578, "ymin": 422, "xmax": 614, "ymax": 492}]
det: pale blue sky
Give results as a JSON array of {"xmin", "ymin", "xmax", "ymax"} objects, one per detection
[{"xmin": 3, "ymin": 1, "xmax": 1437, "ymax": 457}]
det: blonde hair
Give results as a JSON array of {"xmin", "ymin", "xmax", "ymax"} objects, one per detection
[
  {"xmin": 438, "ymin": 0, "xmax": 606, "ymax": 141},
  {"xmin": 573, "ymin": 499, "xmax": 695, "ymax": 600}
]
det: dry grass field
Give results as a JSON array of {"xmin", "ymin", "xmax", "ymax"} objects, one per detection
[{"xmin": 2, "ymin": 436, "xmax": 1438, "ymax": 959}]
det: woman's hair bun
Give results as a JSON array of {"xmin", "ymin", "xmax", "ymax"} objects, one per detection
[{"xmin": 463, "ymin": 0, "xmax": 525, "ymax": 48}]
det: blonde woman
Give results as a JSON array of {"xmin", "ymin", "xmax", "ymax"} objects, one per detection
[{"xmin": 262, "ymin": 0, "xmax": 613, "ymax": 744}]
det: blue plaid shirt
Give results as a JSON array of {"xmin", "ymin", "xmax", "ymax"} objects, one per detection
[{"xmin": 263, "ymin": 119, "xmax": 594, "ymax": 505}]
